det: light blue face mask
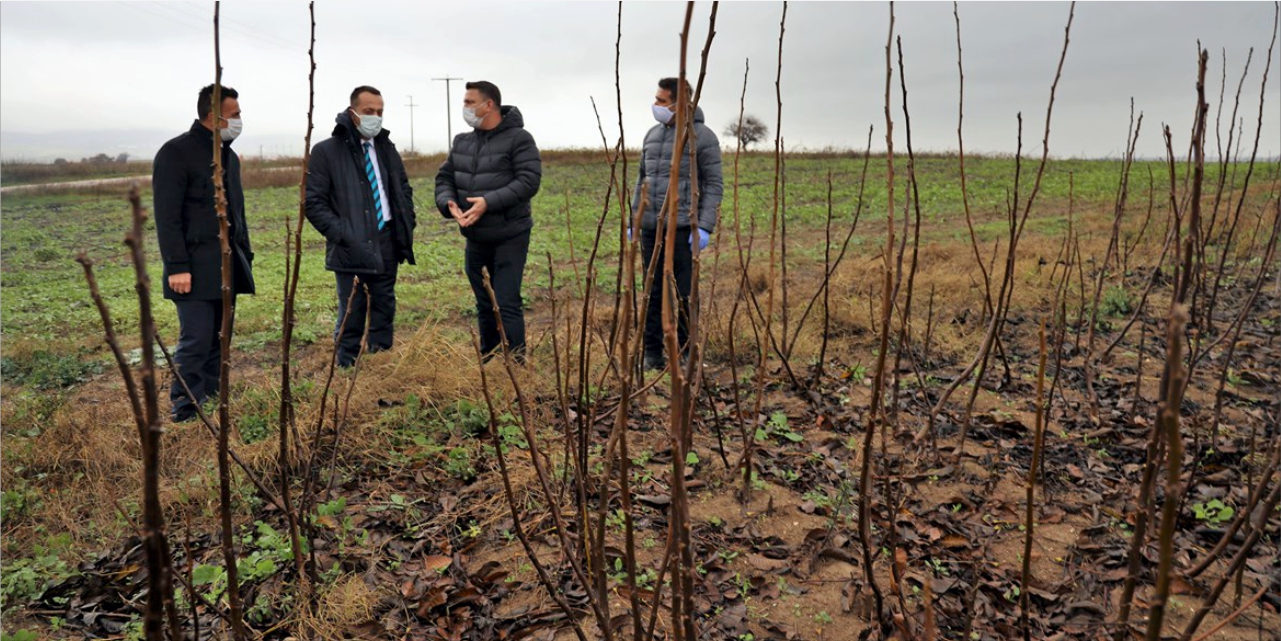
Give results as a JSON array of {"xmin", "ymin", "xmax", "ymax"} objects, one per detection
[
  {"xmin": 462, "ymin": 106, "xmax": 483, "ymax": 129},
  {"xmin": 220, "ymin": 118, "xmax": 243, "ymax": 142},
  {"xmin": 353, "ymin": 111, "xmax": 382, "ymax": 139},
  {"xmin": 652, "ymin": 104, "xmax": 675, "ymax": 125},
  {"xmin": 463, "ymin": 100, "xmax": 491, "ymax": 129}
]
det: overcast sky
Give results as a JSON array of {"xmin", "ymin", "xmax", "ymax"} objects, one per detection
[{"xmin": 1, "ymin": 1, "xmax": 1278, "ymax": 163}]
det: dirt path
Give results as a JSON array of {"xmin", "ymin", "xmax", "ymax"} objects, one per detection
[
  {"xmin": 0, "ymin": 174, "xmax": 152, "ymax": 195},
  {"xmin": 1, "ymin": 166, "xmax": 296, "ymax": 195}
]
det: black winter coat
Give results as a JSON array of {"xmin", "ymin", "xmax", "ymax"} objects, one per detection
[
  {"xmin": 305, "ymin": 111, "xmax": 417, "ymax": 274},
  {"xmin": 153, "ymin": 120, "xmax": 255, "ymax": 301},
  {"xmin": 434, "ymin": 106, "xmax": 542, "ymax": 243},
  {"xmin": 632, "ymin": 106, "xmax": 724, "ymax": 233}
]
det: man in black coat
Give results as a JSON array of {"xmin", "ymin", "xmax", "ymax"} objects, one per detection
[
  {"xmin": 632, "ymin": 77, "xmax": 724, "ymax": 371},
  {"xmin": 435, "ymin": 80, "xmax": 542, "ymax": 360},
  {"xmin": 154, "ymin": 83, "xmax": 256, "ymax": 423},
  {"xmin": 305, "ymin": 85, "xmax": 417, "ymax": 367}
]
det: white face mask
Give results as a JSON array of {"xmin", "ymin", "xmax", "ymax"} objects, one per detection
[
  {"xmin": 462, "ymin": 103, "xmax": 487, "ymax": 129},
  {"xmin": 652, "ymin": 104, "xmax": 674, "ymax": 125},
  {"xmin": 353, "ymin": 111, "xmax": 382, "ymax": 139},
  {"xmin": 220, "ymin": 118, "xmax": 243, "ymax": 142}
]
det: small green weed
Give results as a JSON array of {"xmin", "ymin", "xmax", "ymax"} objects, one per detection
[
  {"xmin": 238, "ymin": 413, "xmax": 273, "ymax": 445},
  {"xmin": 0, "ymin": 349, "xmax": 105, "ymax": 389},
  {"xmin": 1101, "ymin": 285, "xmax": 1134, "ymax": 317},
  {"xmin": 755, "ymin": 412, "xmax": 804, "ymax": 444},
  {"xmin": 446, "ymin": 446, "xmax": 476, "ymax": 480},
  {"xmin": 1, "ymin": 551, "xmax": 73, "ymax": 610},
  {"xmin": 1191, "ymin": 499, "xmax": 1235, "ymax": 526}
]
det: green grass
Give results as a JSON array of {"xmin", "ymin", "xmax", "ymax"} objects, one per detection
[
  {"xmin": 0, "ymin": 151, "xmax": 1276, "ymax": 622},
  {"xmin": 1, "ymin": 154, "xmax": 1273, "ymax": 386}
]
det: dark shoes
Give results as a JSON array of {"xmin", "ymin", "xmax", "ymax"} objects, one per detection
[
  {"xmin": 171, "ymin": 407, "xmax": 199, "ymax": 424},
  {"xmin": 171, "ymin": 395, "xmax": 217, "ymax": 424},
  {"xmin": 643, "ymin": 351, "xmax": 667, "ymax": 372},
  {"xmin": 643, "ymin": 349, "xmax": 694, "ymax": 373},
  {"xmin": 480, "ymin": 345, "xmax": 527, "ymax": 366}
]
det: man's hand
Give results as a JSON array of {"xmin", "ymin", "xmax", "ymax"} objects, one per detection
[
  {"xmin": 457, "ymin": 196, "xmax": 488, "ymax": 227},
  {"xmin": 169, "ymin": 272, "xmax": 192, "ymax": 294},
  {"xmin": 448, "ymin": 200, "xmax": 465, "ymax": 225}
]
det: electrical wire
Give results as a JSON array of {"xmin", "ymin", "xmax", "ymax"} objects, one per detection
[{"xmin": 110, "ymin": 1, "xmax": 302, "ymax": 57}]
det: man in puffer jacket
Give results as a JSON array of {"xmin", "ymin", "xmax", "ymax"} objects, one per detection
[
  {"xmin": 435, "ymin": 80, "xmax": 542, "ymax": 360},
  {"xmin": 306, "ymin": 85, "xmax": 417, "ymax": 367},
  {"xmin": 632, "ymin": 77, "xmax": 724, "ymax": 371}
]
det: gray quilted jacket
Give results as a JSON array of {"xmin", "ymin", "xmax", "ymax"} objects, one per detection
[{"xmin": 632, "ymin": 106, "xmax": 724, "ymax": 233}]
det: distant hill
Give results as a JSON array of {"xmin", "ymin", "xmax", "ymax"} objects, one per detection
[{"xmin": 0, "ymin": 128, "xmax": 308, "ymax": 163}]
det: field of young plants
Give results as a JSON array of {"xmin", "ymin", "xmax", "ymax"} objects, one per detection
[{"xmin": 2, "ymin": 4, "xmax": 1279, "ymax": 641}]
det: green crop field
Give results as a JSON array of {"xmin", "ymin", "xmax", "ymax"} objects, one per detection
[{"xmin": 2, "ymin": 150, "xmax": 1278, "ymax": 639}]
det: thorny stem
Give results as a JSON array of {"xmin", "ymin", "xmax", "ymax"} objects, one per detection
[
  {"xmin": 929, "ymin": 3, "xmax": 1075, "ymax": 457},
  {"xmin": 470, "ymin": 331, "xmax": 590, "ymax": 641},
  {"xmin": 858, "ymin": 3, "xmax": 895, "ymax": 633},
  {"xmin": 211, "ymin": 8, "xmax": 246, "ymax": 635},
  {"xmin": 1143, "ymin": 305, "xmax": 1189, "ymax": 641},
  {"xmin": 478, "ymin": 268, "xmax": 613, "ymax": 640},
  {"xmin": 76, "ymin": 187, "xmax": 181, "ymax": 641},
  {"xmin": 277, "ymin": 0, "xmax": 316, "ymax": 591},
  {"xmin": 1019, "ymin": 320, "xmax": 1049, "ymax": 641}
]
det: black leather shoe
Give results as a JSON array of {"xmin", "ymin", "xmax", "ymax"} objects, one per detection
[
  {"xmin": 171, "ymin": 407, "xmax": 198, "ymax": 424},
  {"xmin": 643, "ymin": 352, "xmax": 666, "ymax": 372}
]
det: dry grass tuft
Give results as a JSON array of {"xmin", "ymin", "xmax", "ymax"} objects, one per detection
[
  {"xmin": 745, "ymin": 263, "xmax": 772, "ymax": 296},
  {"xmin": 292, "ymin": 574, "xmax": 384, "ymax": 641}
]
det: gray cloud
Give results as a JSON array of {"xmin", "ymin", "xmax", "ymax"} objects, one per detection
[{"xmin": 1, "ymin": 1, "xmax": 1277, "ymax": 162}]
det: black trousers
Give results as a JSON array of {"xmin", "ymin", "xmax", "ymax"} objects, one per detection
[
  {"xmin": 335, "ymin": 229, "xmax": 398, "ymax": 367},
  {"xmin": 465, "ymin": 229, "xmax": 530, "ymax": 357},
  {"xmin": 640, "ymin": 227, "xmax": 693, "ymax": 359},
  {"xmin": 170, "ymin": 299, "xmax": 231, "ymax": 415}
]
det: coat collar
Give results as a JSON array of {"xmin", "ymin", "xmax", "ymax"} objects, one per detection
[
  {"xmin": 187, "ymin": 119, "xmax": 237, "ymax": 150},
  {"xmin": 332, "ymin": 109, "xmax": 392, "ymax": 147}
]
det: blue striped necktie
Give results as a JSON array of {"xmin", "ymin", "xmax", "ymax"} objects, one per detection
[{"xmin": 363, "ymin": 141, "xmax": 385, "ymax": 230}]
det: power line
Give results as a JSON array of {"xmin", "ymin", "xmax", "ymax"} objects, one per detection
[
  {"xmin": 151, "ymin": 1, "xmax": 303, "ymax": 54},
  {"xmin": 114, "ymin": 1, "xmax": 300, "ymax": 56},
  {"xmin": 158, "ymin": 2, "xmax": 307, "ymax": 52},
  {"xmin": 432, "ymin": 75, "xmax": 464, "ymax": 148},
  {"xmin": 405, "ymin": 95, "xmax": 419, "ymax": 154}
]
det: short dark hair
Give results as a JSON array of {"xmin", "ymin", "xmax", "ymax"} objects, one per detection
[
  {"xmin": 350, "ymin": 85, "xmax": 382, "ymax": 106},
  {"xmin": 657, "ymin": 77, "xmax": 689, "ymax": 101},
  {"xmin": 197, "ymin": 84, "xmax": 238, "ymax": 120},
  {"xmin": 465, "ymin": 81, "xmax": 501, "ymax": 108}
]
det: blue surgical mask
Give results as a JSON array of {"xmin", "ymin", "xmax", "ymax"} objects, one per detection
[
  {"xmin": 353, "ymin": 111, "xmax": 382, "ymax": 139},
  {"xmin": 652, "ymin": 104, "xmax": 674, "ymax": 125}
]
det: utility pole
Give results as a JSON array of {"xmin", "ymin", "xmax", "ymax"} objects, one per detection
[
  {"xmin": 405, "ymin": 95, "xmax": 418, "ymax": 154},
  {"xmin": 432, "ymin": 75, "xmax": 464, "ymax": 148}
]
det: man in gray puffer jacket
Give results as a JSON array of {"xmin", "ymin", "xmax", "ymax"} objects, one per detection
[
  {"xmin": 435, "ymin": 81, "xmax": 542, "ymax": 360},
  {"xmin": 632, "ymin": 77, "xmax": 724, "ymax": 371}
]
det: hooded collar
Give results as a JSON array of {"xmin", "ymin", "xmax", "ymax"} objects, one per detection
[
  {"xmin": 474, "ymin": 105, "xmax": 525, "ymax": 136},
  {"xmin": 662, "ymin": 105, "xmax": 706, "ymax": 128},
  {"xmin": 333, "ymin": 109, "xmax": 391, "ymax": 146}
]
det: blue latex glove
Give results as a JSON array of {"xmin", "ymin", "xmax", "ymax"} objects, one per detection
[{"xmin": 691, "ymin": 228, "xmax": 711, "ymax": 251}]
